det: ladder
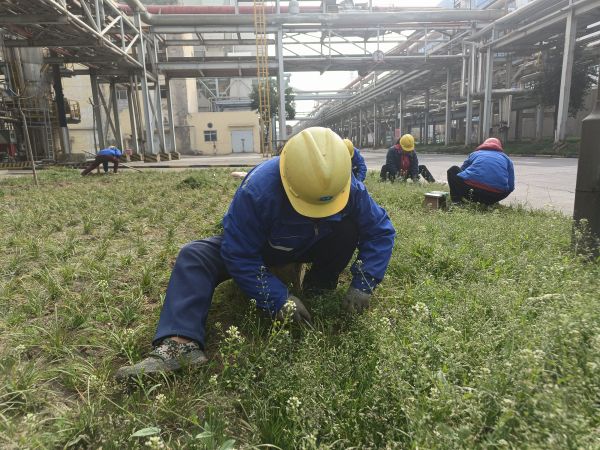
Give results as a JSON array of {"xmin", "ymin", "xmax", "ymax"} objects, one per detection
[{"xmin": 253, "ymin": 0, "xmax": 272, "ymax": 157}]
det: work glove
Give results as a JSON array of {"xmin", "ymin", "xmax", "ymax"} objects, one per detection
[
  {"xmin": 276, "ymin": 295, "xmax": 312, "ymax": 324},
  {"xmin": 342, "ymin": 287, "xmax": 372, "ymax": 313}
]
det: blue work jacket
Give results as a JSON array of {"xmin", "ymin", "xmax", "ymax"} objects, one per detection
[
  {"xmin": 352, "ymin": 148, "xmax": 367, "ymax": 181},
  {"xmin": 97, "ymin": 147, "xmax": 122, "ymax": 158},
  {"xmin": 221, "ymin": 157, "xmax": 395, "ymax": 314},
  {"xmin": 458, "ymin": 149, "xmax": 515, "ymax": 193}
]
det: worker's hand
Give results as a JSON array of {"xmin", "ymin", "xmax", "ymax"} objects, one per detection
[
  {"xmin": 342, "ymin": 287, "xmax": 371, "ymax": 313},
  {"xmin": 276, "ymin": 295, "xmax": 312, "ymax": 324}
]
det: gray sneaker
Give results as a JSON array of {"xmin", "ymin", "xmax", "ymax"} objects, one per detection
[{"xmin": 115, "ymin": 338, "xmax": 208, "ymax": 380}]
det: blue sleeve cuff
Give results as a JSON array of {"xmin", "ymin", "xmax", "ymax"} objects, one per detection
[{"xmin": 350, "ymin": 275, "xmax": 378, "ymax": 294}]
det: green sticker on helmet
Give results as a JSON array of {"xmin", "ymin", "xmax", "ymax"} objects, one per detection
[{"xmin": 319, "ymin": 195, "xmax": 333, "ymax": 202}]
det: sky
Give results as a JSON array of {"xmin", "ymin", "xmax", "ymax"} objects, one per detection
[{"xmin": 285, "ymin": 0, "xmax": 444, "ymax": 124}]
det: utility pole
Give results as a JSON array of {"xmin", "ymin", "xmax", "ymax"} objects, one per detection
[{"xmin": 573, "ymin": 85, "xmax": 600, "ymax": 256}]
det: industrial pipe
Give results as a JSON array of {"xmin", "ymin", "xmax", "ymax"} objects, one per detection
[{"xmin": 121, "ymin": 0, "xmax": 503, "ymax": 26}]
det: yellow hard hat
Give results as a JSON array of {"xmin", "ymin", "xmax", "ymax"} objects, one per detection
[
  {"xmin": 399, "ymin": 134, "xmax": 415, "ymax": 151},
  {"xmin": 280, "ymin": 127, "xmax": 351, "ymax": 218},
  {"xmin": 343, "ymin": 138, "xmax": 355, "ymax": 158}
]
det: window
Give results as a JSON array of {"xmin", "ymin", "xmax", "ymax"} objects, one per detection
[
  {"xmin": 117, "ymin": 89, "xmax": 128, "ymax": 100},
  {"xmin": 204, "ymin": 130, "xmax": 217, "ymax": 142}
]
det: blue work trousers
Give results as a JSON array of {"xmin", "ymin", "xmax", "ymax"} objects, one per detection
[{"xmin": 154, "ymin": 217, "xmax": 358, "ymax": 349}]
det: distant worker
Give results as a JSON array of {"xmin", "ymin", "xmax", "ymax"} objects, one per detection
[
  {"xmin": 446, "ymin": 137, "xmax": 515, "ymax": 205},
  {"xmin": 344, "ymin": 138, "xmax": 367, "ymax": 182},
  {"xmin": 81, "ymin": 145, "xmax": 122, "ymax": 176},
  {"xmin": 380, "ymin": 134, "xmax": 435, "ymax": 183},
  {"xmin": 116, "ymin": 127, "xmax": 395, "ymax": 379}
]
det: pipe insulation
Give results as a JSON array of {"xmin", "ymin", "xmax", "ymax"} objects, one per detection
[{"xmin": 120, "ymin": 1, "xmax": 504, "ymax": 26}]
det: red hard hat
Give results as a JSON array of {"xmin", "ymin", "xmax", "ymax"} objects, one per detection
[{"xmin": 476, "ymin": 137, "xmax": 503, "ymax": 151}]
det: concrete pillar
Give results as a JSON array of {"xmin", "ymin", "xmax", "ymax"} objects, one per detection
[
  {"xmin": 482, "ymin": 39, "xmax": 495, "ymax": 140},
  {"xmin": 573, "ymin": 86, "xmax": 600, "ymax": 256},
  {"xmin": 109, "ymin": 79, "xmax": 123, "ymax": 150},
  {"xmin": 535, "ymin": 104, "xmax": 544, "ymax": 141},
  {"xmin": 445, "ymin": 68, "xmax": 452, "ymax": 146},
  {"xmin": 165, "ymin": 78, "xmax": 177, "ymax": 153},
  {"xmin": 51, "ymin": 61, "xmax": 71, "ymax": 157},
  {"xmin": 514, "ymin": 109, "xmax": 522, "ymax": 140},
  {"xmin": 276, "ymin": 28, "xmax": 286, "ymax": 142},
  {"xmin": 397, "ymin": 90, "xmax": 404, "ymax": 138},
  {"xmin": 134, "ymin": 12, "xmax": 155, "ymax": 155},
  {"xmin": 555, "ymin": 9, "xmax": 578, "ymax": 143},
  {"xmin": 90, "ymin": 74, "xmax": 105, "ymax": 150}
]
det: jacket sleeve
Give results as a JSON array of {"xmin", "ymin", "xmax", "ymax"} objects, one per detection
[
  {"xmin": 348, "ymin": 185, "xmax": 396, "ymax": 293},
  {"xmin": 353, "ymin": 149, "xmax": 367, "ymax": 182},
  {"xmin": 460, "ymin": 153, "xmax": 474, "ymax": 171},
  {"xmin": 507, "ymin": 158, "xmax": 515, "ymax": 192},
  {"xmin": 220, "ymin": 187, "xmax": 289, "ymax": 315},
  {"xmin": 410, "ymin": 152, "xmax": 419, "ymax": 178},
  {"xmin": 385, "ymin": 148, "xmax": 397, "ymax": 175}
]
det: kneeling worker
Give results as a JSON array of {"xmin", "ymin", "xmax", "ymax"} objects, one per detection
[
  {"xmin": 116, "ymin": 127, "xmax": 396, "ymax": 378},
  {"xmin": 380, "ymin": 134, "xmax": 435, "ymax": 183}
]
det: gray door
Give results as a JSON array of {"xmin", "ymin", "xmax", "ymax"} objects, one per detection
[{"xmin": 231, "ymin": 129, "xmax": 254, "ymax": 153}]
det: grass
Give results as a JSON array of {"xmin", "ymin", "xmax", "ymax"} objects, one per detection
[
  {"xmin": 414, "ymin": 138, "xmax": 580, "ymax": 157},
  {"xmin": 1, "ymin": 168, "xmax": 599, "ymax": 449}
]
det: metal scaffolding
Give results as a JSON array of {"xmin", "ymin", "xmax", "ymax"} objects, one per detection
[{"xmin": 1, "ymin": 0, "xmax": 599, "ymax": 164}]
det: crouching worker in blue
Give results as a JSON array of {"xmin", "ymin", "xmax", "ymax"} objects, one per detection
[
  {"xmin": 116, "ymin": 127, "xmax": 396, "ymax": 379},
  {"xmin": 447, "ymin": 138, "xmax": 515, "ymax": 205},
  {"xmin": 81, "ymin": 145, "xmax": 122, "ymax": 176},
  {"xmin": 344, "ymin": 138, "xmax": 367, "ymax": 181}
]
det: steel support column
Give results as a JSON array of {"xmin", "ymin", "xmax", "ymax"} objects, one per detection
[
  {"xmin": 277, "ymin": 28, "xmax": 286, "ymax": 142},
  {"xmin": 445, "ymin": 68, "xmax": 452, "ymax": 146},
  {"xmin": 52, "ymin": 61, "xmax": 71, "ymax": 156},
  {"xmin": 555, "ymin": 9, "xmax": 577, "ymax": 143},
  {"xmin": 109, "ymin": 79, "xmax": 123, "ymax": 150},
  {"xmin": 359, "ymin": 109, "xmax": 363, "ymax": 147},
  {"xmin": 482, "ymin": 36, "xmax": 495, "ymax": 140},
  {"xmin": 373, "ymin": 103, "xmax": 377, "ymax": 148},
  {"xmin": 424, "ymin": 89, "xmax": 430, "ymax": 144},
  {"xmin": 127, "ymin": 77, "xmax": 140, "ymax": 154},
  {"xmin": 154, "ymin": 81, "xmax": 166, "ymax": 152},
  {"xmin": 90, "ymin": 73, "xmax": 105, "ymax": 150},
  {"xmin": 134, "ymin": 12, "xmax": 155, "ymax": 155},
  {"xmin": 165, "ymin": 78, "xmax": 177, "ymax": 153},
  {"xmin": 535, "ymin": 104, "xmax": 544, "ymax": 141}
]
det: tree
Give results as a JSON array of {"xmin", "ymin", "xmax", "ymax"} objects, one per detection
[
  {"xmin": 250, "ymin": 81, "xmax": 296, "ymax": 121},
  {"xmin": 533, "ymin": 43, "xmax": 597, "ymax": 135}
]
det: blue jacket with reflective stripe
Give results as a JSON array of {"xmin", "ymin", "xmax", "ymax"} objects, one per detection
[
  {"xmin": 458, "ymin": 149, "xmax": 515, "ymax": 193},
  {"xmin": 221, "ymin": 157, "xmax": 395, "ymax": 315},
  {"xmin": 352, "ymin": 148, "xmax": 367, "ymax": 181},
  {"xmin": 97, "ymin": 147, "xmax": 122, "ymax": 158}
]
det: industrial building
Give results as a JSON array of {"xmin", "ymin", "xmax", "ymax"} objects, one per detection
[{"xmin": 0, "ymin": 0, "xmax": 599, "ymax": 164}]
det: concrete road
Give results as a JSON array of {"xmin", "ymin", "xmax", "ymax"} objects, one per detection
[{"xmin": 128, "ymin": 152, "xmax": 577, "ymax": 214}]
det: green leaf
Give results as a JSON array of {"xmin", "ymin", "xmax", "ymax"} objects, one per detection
[
  {"xmin": 195, "ymin": 431, "xmax": 214, "ymax": 440},
  {"xmin": 218, "ymin": 439, "xmax": 236, "ymax": 450},
  {"xmin": 131, "ymin": 427, "xmax": 161, "ymax": 438}
]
